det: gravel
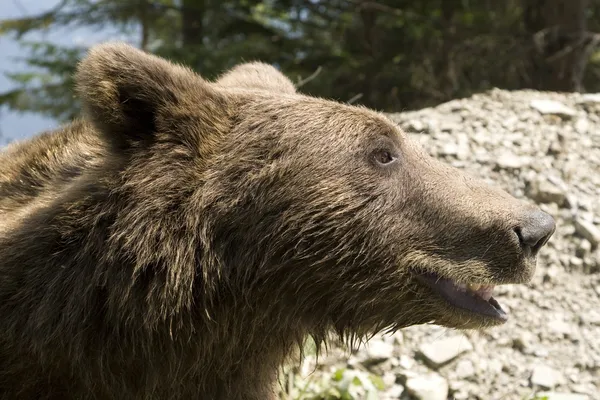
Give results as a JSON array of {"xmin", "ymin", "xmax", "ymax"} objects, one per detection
[
  {"xmin": 404, "ymin": 372, "xmax": 449, "ymax": 400},
  {"xmin": 531, "ymin": 364, "xmax": 564, "ymax": 389},
  {"xmin": 287, "ymin": 89, "xmax": 600, "ymax": 400},
  {"xmin": 574, "ymin": 219, "xmax": 600, "ymax": 248},
  {"xmin": 417, "ymin": 335, "xmax": 473, "ymax": 369}
]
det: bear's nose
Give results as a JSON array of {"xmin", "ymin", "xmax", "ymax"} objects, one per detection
[{"xmin": 514, "ymin": 210, "xmax": 556, "ymax": 256}]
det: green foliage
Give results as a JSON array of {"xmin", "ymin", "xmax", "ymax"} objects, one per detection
[
  {"xmin": 277, "ymin": 338, "xmax": 387, "ymax": 400},
  {"xmin": 1, "ymin": 0, "xmax": 600, "ymax": 122},
  {"xmin": 286, "ymin": 367, "xmax": 385, "ymax": 400},
  {"xmin": 0, "ymin": 41, "xmax": 83, "ymax": 121}
]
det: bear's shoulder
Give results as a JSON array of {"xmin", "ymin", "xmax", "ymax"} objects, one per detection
[{"xmin": 0, "ymin": 120, "xmax": 105, "ymax": 216}]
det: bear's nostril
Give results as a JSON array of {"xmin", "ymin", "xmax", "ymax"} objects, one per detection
[
  {"xmin": 514, "ymin": 210, "xmax": 556, "ymax": 256},
  {"xmin": 514, "ymin": 227, "xmax": 525, "ymax": 245}
]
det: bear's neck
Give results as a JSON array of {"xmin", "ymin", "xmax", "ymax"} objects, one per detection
[
  {"xmin": 0, "ymin": 123, "xmax": 316, "ymax": 398},
  {"xmin": 0, "ymin": 198, "xmax": 309, "ymax": 399}
]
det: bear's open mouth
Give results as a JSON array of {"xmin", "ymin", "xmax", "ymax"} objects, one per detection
[{"xmin": 415, "ymin": 272, "xmax": 508, "ymax": 321}]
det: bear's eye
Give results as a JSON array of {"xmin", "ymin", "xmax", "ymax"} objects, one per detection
[{"xmin": 373, "ymin": 150, "xmax": 396, "ymax": 165}]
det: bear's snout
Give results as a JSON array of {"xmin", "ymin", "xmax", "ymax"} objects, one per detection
[
  {"xmin": 513, "ymin": 208, "xmax": 556, "ymax": 258},
  {"xmin": 395, "ymin": 143, "xmax": 559, "ymax": 328}
]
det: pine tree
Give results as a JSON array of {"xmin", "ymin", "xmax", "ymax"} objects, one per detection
[{"xmin": 1, "ymin": 0, "xmax": 598, "ymax": 121}]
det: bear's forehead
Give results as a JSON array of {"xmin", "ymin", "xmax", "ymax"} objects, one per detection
[
  {"xmin": 308, "ymin": 109, "xmax": 400, "ymax": 145},
  {"xmin": 254, "ymin": 96, "xmax": 401, "ymax": 140}
]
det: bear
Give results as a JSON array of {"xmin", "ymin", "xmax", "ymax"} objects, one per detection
[{"xmin": 0, "ymin": 43, "xmax": 555, "ymax": 399}]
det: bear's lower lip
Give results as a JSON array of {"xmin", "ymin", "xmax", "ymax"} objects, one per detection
[{"xmin": 415, "ymin": 272, "xmax": 508, "ymax": 322}]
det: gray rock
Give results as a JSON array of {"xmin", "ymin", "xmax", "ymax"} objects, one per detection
[
  {"xmin": 530, "ymin": 365, "xmax": 563, "ymax": 389},
  {"xmin": 392, "ymin": 331, "xmax": 404, "ymax": 345},
  {"xmin": 440, "ymin": 121, "xmax": 460, "ymax": 133},
  {"xmin": 578, "ymin": 93, "xmax": 600, "ymax": 103},
  {"xmin": 543, "ymin": 265, "xmax": 561, "ymax": 284},
  {"xmin": 570, "ymin": 256, "xmax": 584, "ymax": 268},
  {"xmin": 439, "ymin": 142, "xmax": 458, "ymax": 157},
  {"xmin": 532, "ymin": 392, "xmax": 589, "ymax": 400},
  {"xmin": 513, "ymin": 331, "xmax": 535, "ymax": 353},
  {"xmin": 496, "ymin": 152, "xmax": 529, "ymax": 170},
  {"xmin": 404, "ymin": 119, "xmax": 427, "ymax": 133},
  {"xmin": 455, "ymin": 359, "xmax": 476, "ymax": 379},
  {"xmin": 364, "ymin": 339, "xmax": 394, "ymax": 363},
  {"xmin": 548, "ymin": 316, "xmax": 573, "ymax": 337},
  {"xmin": 582, "ymin": 257, "xmax": 598, "ymax": 273},
  {"xmin": 418, "ymin": 335, "xmax": 473, "ymax": 368},
  {"xmin": 575, "ymin": 118, "xmax": 589, "ymax": 134},
  {"xmin": 548, "ymin": 139, "xmax": 565, "ymax": 155},
  {"xmin": 385, "ymin": 384, "xmax": 405, "ymax": 399},
  {"xmin": 574, "ymin": 218, "xmax": 600, "ymax": 247},
  {"xmin": 405, "ymin": 373, "xmax": 448, "ymax": 400},
  {"xmin": 564, "ymin": 193, "xmax": 578, "ymax": 210},
  {"xmin": 530, "ymin": 99, "xmax": 577, "ymax": 118},
  {"xmin": 533, "ymin": 348, "xmax": 550, "ymax": 358},
  {"xmin": 527, "ymin": 176, "xmax": 567, "ymax": 206},
  {"xmin": 562, "ymin": 224, "xmax": 577, "ymax": 236},
  {"xmin": 501, "ymin": 116, "xmax": 519, "ymax": 129},
  {"xmin": 580, "ymin": 310, "xmax": 600, "ymax": 326},
  {"xmin": 382, "ymin": 372, "xmax": 396, "ymax": 386},
  {"xmin": 398, "ymin": 355, "xmax": 415, "ymax": 370},
  {"xmin": 575, "ymin": 239, "xmax": 592, "ymax": 259}
]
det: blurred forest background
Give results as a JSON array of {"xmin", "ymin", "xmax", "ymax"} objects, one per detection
[{"xmin": 1, "ymin": 0, "xmax": 599, "ymax": 139}]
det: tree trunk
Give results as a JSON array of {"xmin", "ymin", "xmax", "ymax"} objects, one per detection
[
  {"xmin": 358, "ymin": 1, "xmax": 376, "ymax": 106},
  {"xmin": 138, "ymin": 0, "xmax": 149, "ymax": 51},
  {"xmin": 523, "ymin": 0, "xmax": 592, "ymax": 92},
  {"xmin": 440, "ymin": 1, "xmax": 458, "ymax": 98},
  {"xmin": 182, "ymin": 0, "xmax": 205, "ymax": 48}
]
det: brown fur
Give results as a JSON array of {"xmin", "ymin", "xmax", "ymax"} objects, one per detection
[
  {"xmin": 0, "ymin": 43, "xmax": 553, "ymax": 399},
  {"xmin": 216, "ymin": 61, "xmax": 297, "ymax": 94}
]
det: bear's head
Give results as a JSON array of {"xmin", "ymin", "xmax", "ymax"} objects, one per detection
[{"xmin": 75, "ymin": 43, "xmax": 555, "ymax": 340}]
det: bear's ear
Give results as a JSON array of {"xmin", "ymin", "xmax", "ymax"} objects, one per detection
[
  {"xmin": 216, "ymin": 62, "xmax": 296, "ymax": 94},
  {"xmin": 75, "ymin": 42, "xmax": 229, "ymax": 147}
]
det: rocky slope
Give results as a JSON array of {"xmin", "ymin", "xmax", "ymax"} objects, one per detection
[{"xmin": 285, "ymin": 89, "xmax": 600, "ymax": 400}]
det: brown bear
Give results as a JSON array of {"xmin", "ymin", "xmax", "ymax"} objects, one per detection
[{"xmin": 0, "ymin": 43, "xmax": 555, "ymax": 399}]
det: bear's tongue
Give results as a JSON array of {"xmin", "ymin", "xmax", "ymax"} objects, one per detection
[
  {"xmin": 416, "ymin": 273, "xmax": 507, "ymax": 321},
  {"xmin": 456, "ymin": 282, "xmax": 495, "ymax": 301}
]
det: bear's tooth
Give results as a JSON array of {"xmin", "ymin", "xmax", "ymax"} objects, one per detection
[
  {"xmin": 468, "ymin": 283, "xmax": 481, "ymax": 291},
  {"xmin": 479, "ymin": 285, "xmax": 495, "ymax": 301}
]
